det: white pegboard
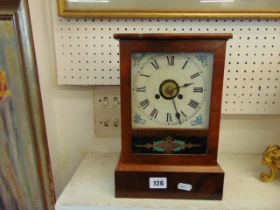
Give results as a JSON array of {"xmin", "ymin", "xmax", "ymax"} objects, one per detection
[{"xmin": 54, "ymin": 18, "xmax": 280, "ymax": 114}]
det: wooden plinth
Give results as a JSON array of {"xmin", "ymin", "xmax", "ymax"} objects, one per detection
[{"xmin": 115, "ymin": 162, "xmax": 224, "ymax": 200}]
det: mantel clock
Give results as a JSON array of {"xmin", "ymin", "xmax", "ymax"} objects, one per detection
[{"xmin": 114, "ymin": 33, "xmax": 232, "ymax": 200}]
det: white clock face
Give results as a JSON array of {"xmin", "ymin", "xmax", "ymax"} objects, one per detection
[{"xmin": 131, "ymin": 52, "xmax": 214, "ymax": 129}]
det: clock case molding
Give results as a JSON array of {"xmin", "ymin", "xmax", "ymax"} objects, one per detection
[{"xmin": 115, "ymin": 33, "xmax": 232, "ymax": 200}]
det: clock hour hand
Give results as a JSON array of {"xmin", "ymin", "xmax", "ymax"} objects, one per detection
[
  {"xmin": 172, "ymin": 99, "xmax": 181, "ymax": 125},
  {"xmin": 179, "ymin": 82, "xmax": 194, "ymax": 88}
]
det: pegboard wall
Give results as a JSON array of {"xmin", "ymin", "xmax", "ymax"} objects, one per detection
[{"xmin": 54, "ymin": 18, "xmax": 280, "ymax": 114}]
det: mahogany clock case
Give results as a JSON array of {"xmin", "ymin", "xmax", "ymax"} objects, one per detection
[
  {"xmin": 115, "ymin": 33, "xmax": 232, "ymax": 199},
  {"xmin": 116, "ymin": 33, "xmax": 232, "ymax": 166}
]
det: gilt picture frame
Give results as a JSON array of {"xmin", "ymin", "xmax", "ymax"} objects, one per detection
[
  {"xmin": 57, "ymin": 0, "xmax": 280, "ymax": 18},
  {"xmin": 0, "ymin": 0, "xmax": 55, "ymax": 209}
]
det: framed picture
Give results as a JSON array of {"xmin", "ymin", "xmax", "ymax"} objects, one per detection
[
  {"xmin": 57, "ymin": 0, "xmax": 280, "ymax": 18},
  {"xmin": 0, "ymin": 1, "xmax": 55, "ymax": 209}
]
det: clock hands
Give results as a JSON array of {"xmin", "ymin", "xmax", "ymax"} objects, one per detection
[
  {"xmin": 172, "ymin": 99, "xmax": 181, "ymax": 125},
  {"xmin": 179, "ymin": 82, "xmax": 194, "ymax": 88},
  {"xmin": 156, "ymin": 79, "xmax": 195, "ymax": 125},
  {"xmin": 171, "ymin": 82, "xmax": 195, "ymax": 124},
  {"xmin": 169, "ymin": 82, "xmax": 194, "ymax": 92}
]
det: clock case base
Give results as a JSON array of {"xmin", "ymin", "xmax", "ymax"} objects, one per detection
[{"xmin": 115, "ymin": 162, "xmax": 224, "ymax": 200}]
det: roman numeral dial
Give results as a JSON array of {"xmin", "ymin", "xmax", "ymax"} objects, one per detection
[
  {"xmin": 150, "ymin": 108, "xmax": 159, "ymax": 119},
  {"xmin": 150, "ymin": 59, "xmax": 159, "ymax": 70},
  {"xmin": 188, "ymin": 99, "xmax": 199, "ymax": 109},
  {"xmin": 132, "ymin": 52, "xmax": 213, "ymax": 129},
  {"xmin": 182, "ymin": 58, "xmax": 189, "ymax": 69},
  {"xmin": 193, "ymin": 87, "xmax": 204, "ymax": 93},
  {"xmin": 166, "ymin": 113, "xmax": 172, "ymax": 123},
  {"xmin": 135, "ymin": 87, "xmax": 146, "ymax": 92},
  {"xmin": 190, "ymin": 72, "xmax": 200, "ymax": 79},
  {"xmin": 139, "ymin": 99, "xmax": 150, "ymax": 109},
  {"xmin": 167, "ymin": 56, "xmax": 175, "ymax": 66}
]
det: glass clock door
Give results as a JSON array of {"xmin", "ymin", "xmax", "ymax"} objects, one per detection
[{"xmin": 131, "ymin": 52, "xmax": 214, "ymax": 130}]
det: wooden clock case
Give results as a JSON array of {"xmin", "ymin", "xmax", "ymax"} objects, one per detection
[{"xmin": 114, "ymin": 33, "xmax": 232, "ymax": 200}]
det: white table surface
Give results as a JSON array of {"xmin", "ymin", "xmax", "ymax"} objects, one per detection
[{"xmin": 56, "ymin": 152, "xmax": 280, "ymax": 210}]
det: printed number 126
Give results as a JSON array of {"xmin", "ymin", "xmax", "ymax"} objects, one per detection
[{"xmin": 149, "ymin": 177, "xmax": 167, "ymax": 189}]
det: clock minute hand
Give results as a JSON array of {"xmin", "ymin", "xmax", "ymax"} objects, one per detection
[
  {"xmin": 172, "ymin": 99, "xmax": 181, "ymax": 125},
  {"xmin": 170, "ymin": 83, "xmax": 194, "ymax": 91}
]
